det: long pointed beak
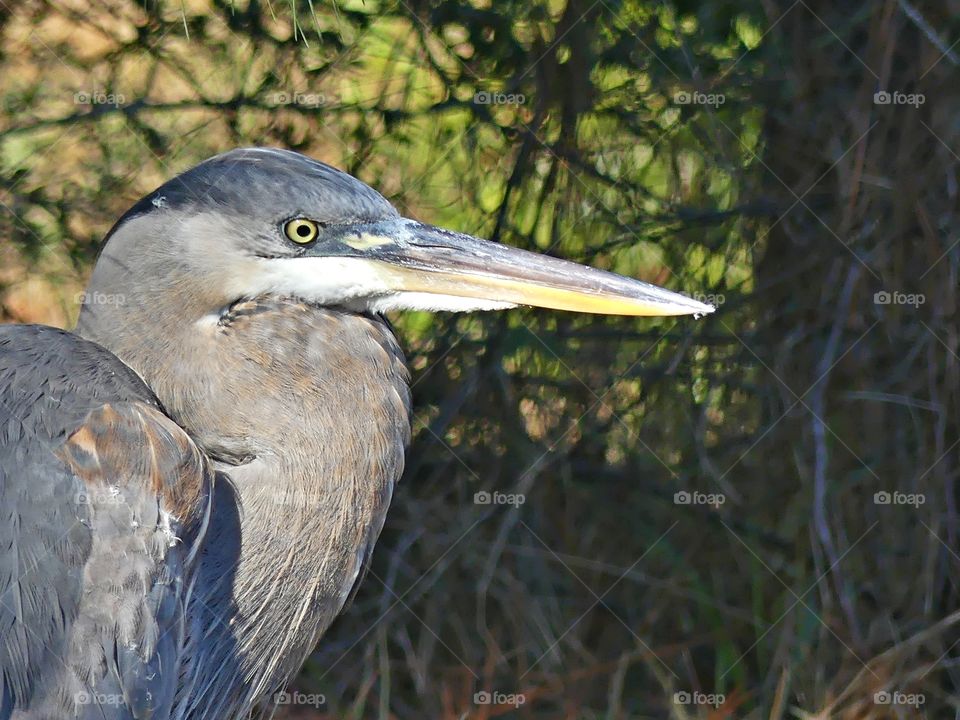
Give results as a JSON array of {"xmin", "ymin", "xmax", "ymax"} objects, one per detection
[{"xmin": 313, "ymin": 219, "xmax": 715, "ymax": 317}]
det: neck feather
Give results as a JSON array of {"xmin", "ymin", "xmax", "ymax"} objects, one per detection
[{"xmin": 80, "ymin": 297, "xmax": 411, "ymax": 716}]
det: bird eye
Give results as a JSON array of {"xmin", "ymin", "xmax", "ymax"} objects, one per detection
[{"xmin": 283, "ymin": 218, "xmax": 319, "ymax": 244}]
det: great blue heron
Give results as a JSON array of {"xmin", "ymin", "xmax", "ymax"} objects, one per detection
[{"xmin": 0, "ymin": 148, "xmax": 712, "ymax": 719}]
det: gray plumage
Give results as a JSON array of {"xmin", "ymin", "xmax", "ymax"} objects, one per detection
[
  {"xmin": 0, "ymin": 148, "xmax": 711, "ymax": 719},
  {"xmin": 0, "ymin": 325, "xmax": 213, "ymax": 719}
]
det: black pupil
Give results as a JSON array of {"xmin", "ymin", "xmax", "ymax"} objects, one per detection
[{"xmin": 296, "ymin": 224, "xmax": 311, "ymax": 237}]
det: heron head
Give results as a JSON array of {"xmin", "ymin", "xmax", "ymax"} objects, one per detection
[{"xmin": 80, "ymin": 147, "xmax": 713, "ymax": 324}]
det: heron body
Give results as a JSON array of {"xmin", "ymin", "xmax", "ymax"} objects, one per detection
[{"xmin": 0, "ymin": 148, "xmax": 711, "ymax": 718}]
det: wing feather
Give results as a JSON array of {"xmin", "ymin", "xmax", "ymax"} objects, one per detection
[{"xmin": 0, "ymin": 325, "xmax": 213, "ymax": 720}]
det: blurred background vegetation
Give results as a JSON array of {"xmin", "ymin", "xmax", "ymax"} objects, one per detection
[{"xmin": 3, "ymin": 0, "xmax": 960, "ymax": 717}]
